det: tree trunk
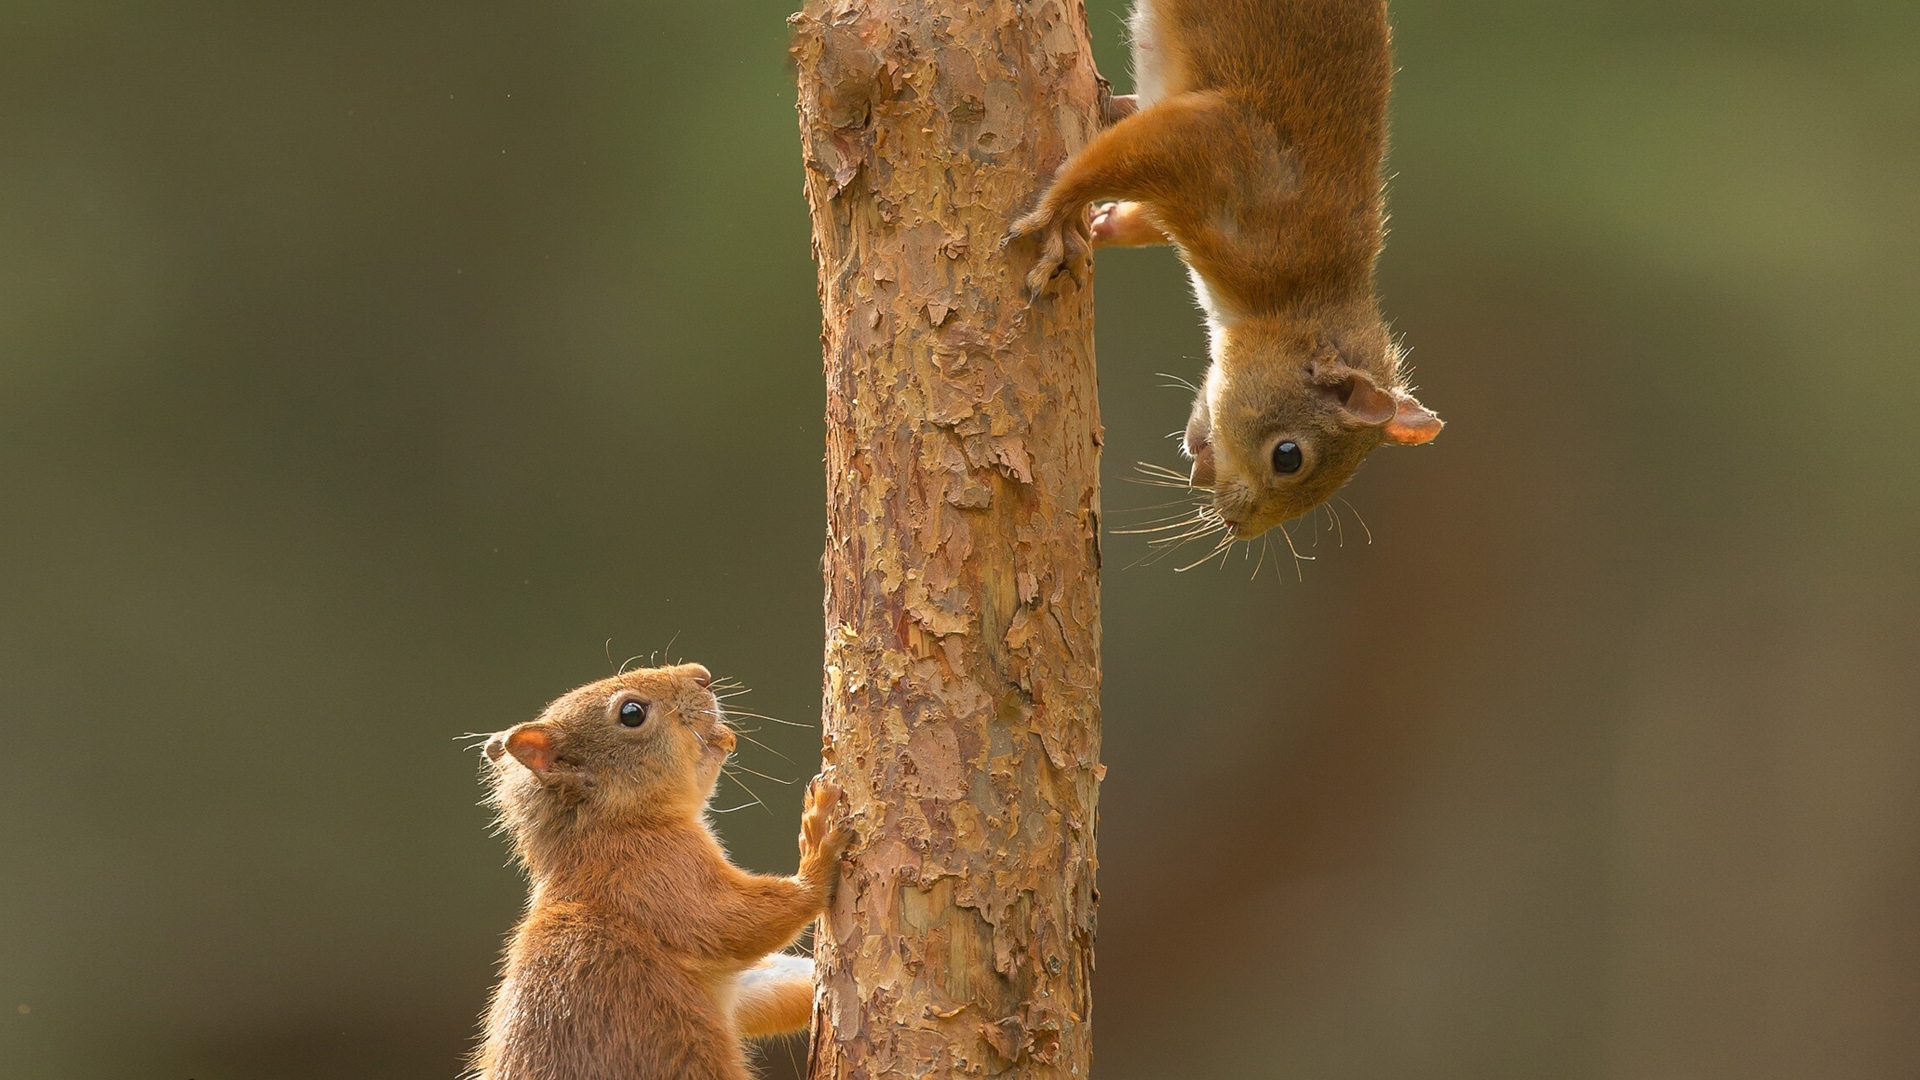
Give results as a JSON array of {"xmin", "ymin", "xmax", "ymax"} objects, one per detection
[{"xmin": 791, "ymin": 2, "xmax": 1105, "ymax": 1077}]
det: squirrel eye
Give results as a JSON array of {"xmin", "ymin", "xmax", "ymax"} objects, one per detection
[
  {"xmin": 1271, "ymin": 441, "xmax": 1303, "ymax": 474},
  {"xmin": 617, "ymin": 700, "xmax": 648, "ymax": 728}
]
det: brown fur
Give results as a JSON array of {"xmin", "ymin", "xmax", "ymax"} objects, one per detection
[
  {"xmin": 472, "ymin": 663, "xmax": 850, "ymax": 1080},
  {"xmin": 1010, "ymin": 0, "xmax": 1442, "ymax": 540}
]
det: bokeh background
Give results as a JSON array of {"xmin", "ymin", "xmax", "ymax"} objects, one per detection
[{"xmin": 3, "ymin": 1, "xmax": 1917, "ymax": 1077}]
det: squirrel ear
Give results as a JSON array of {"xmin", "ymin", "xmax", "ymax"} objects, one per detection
[
  {"xmin": 1383, "ymin": 392, "xmax": 1443, "ymax": 446},
  {"xmin": 1329, "ymin": 371, "xmax": 1444, "ymax": 445},
  {"xmin": 1337, "ymin": 374, "xmax": 1399, "ymax": 427},
  {"xmin": 506, "ymin": 727, "xmax": 557, "ymax": 776}
]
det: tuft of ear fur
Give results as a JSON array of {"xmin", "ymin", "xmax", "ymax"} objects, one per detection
[
  {"xmin": 1383, "ymin": 392, "xmax": 1443, "ymax": 445},
  {"xmin": 506, "ymin": 727, "xmax": 557, "ymax": 776}
]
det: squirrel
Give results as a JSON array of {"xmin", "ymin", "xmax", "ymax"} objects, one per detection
[
  {"xmin": 473, "ymin": 662, "xmax": 851, "ymax": 1080},
  {"xmin": 1007, "ymin": 0, "xmax": 1443, "ymax": 541}
]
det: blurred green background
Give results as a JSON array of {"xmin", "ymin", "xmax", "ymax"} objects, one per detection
[{"xmin": 3, "ymin": 1, "xmax": 1917, "ymax": 1077}]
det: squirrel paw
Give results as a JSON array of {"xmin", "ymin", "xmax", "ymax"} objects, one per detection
[
  {"xmin": 799, "ymin": 777, "xmax": 853, "ymax": 875},
  {"xmin": 1002, "ymin": 208, "xmax": 1090, "ymax": 303},
  {"xmin": 1091, "ymin": 201, "xmax": 1167, "ymax": 249}
]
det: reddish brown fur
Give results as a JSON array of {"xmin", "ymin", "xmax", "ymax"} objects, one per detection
[
  {"xmin": 473, "ymin": 663, "xmax": 849, "ymax": 1080},
  {"xmin": 1010, "ymin": 0, "xmax": 1442, "ymax": 541}
]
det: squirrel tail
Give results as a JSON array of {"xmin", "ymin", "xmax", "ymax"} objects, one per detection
[{"xmin": 734, "ymin": 952, "xmax": 815, "ymax": 1038}]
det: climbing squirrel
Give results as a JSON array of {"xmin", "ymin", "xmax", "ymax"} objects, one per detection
[
  {"xmin": 473, "ymin": 662, "xmax": 851, "ymax": 1080},
  {"xmin": 1008, "ymin": 0, "xmax": 1443, "ymax": 541}
]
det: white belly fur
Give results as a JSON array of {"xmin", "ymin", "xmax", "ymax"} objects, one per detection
[
  {"xmin": 1128, "ymin": 0, "xmax": 1169, "ymax": 108},
  {"xmin": 1131, "ymin": 1, "xmax": 1235, "ymax": 353},
  {"xmin": 1190, "ymin": 265, "xmax": 1243, "ymax": 363}
]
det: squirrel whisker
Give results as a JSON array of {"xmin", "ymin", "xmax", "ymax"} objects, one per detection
[
  {"xmin": 1334, "ymin": 497, "xmax": 1374, "ymax": 545},
  {"xmin": 728, "ymin": 730, "xmax": 795, "ymax": 765},
  {"xmin": 724, "ymin": 763, "xmax": 796, "ymax": 786},
  {"xmin": 1114, "ymin": 502, "xmax": 1213, "ymax": 525},
  {"xmin": 717, "ymin": 769, "xmax": 773, "ymax": 815},
  {"xmin": 1276, "ymin": 521, "xmax": 1312, "ymax": 582},
  {"xmin": 1112, "ymin": 496, "xmax": 1217, "ymax": 514},
  {"xmin": 1143, "ymin": 528, "xmax": 1225, "ymax": 569},
  {"xmin": 718, "ymin": 710, "xmax": 814, "ymax": 729},
  {"xmin": 1174, "ymin": 533, "xmax": 1238, "ymax": 573},
  {"xmin": 1114, "ymin": 514, "xmax": 1216, "ymax": 536},
  {"xmin": 1135, "ymin": 460, "xmax": 1192, "ymax": 480},
  {"xmin": 1146, "ymin": 519, "xmax": 1226, "ymax": 548}
]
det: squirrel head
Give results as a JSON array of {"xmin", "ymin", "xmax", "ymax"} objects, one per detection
[
  {"xmin": 483, "ymin": 663, "xmax": 733, "ymax": 846},
  {"xmin": 1186, "ymin": 312, "xmax": 1441, "ymax": 539}
]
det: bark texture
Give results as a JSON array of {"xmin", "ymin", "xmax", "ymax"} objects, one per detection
[{"xmin": 791, "ymin": 2, "xmax": 1105, "ymax": 1077}]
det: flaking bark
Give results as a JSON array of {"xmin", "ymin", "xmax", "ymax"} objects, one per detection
[{"xmin": 791, "ymin": 2, "xmax": 1105, "ymax": 1077}]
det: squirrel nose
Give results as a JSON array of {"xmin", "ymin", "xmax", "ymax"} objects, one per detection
[
  {"xmin": 484, "ymin": 734, "xmax": 507, "ymax": 762},
  {"xmin": 681, "ymin": 663, "xmax": 712, "ymax": 689}
]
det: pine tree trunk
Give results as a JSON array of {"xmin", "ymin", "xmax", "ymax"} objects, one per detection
[{"xmin": 791, "ymin": 2, "xmax": 1105, "ymax": 1076}]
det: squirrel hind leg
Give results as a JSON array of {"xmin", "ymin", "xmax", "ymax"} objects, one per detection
[{"xmin": 733, "ymin": 953, "xmax": 815, "ymax": 1038}]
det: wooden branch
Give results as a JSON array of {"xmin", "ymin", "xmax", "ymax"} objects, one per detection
[{"xmin": 792, "ymin": 1, "xmax": 1105, "ymax": 1076}]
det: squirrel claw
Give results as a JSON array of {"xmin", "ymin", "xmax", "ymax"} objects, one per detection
[{"xmin": 1009, "ymin": 211, "xmax": 1089, "ymax": 303}]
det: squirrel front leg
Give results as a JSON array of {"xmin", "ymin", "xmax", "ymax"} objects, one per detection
[
  {"xmin": 1005, "ymin": 91, "xmax": 1240, "ymax": 298},
  {"xmin": 703, "ymin": 778, "xmax": 852, "ymax": 963}
]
